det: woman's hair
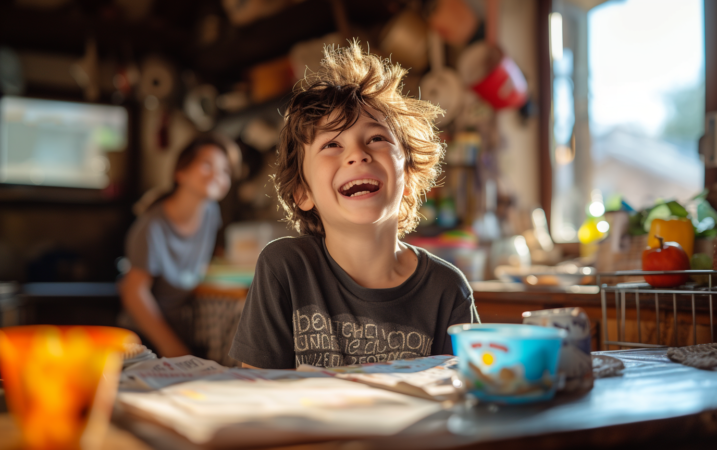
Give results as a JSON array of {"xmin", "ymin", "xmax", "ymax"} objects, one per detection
[
  {"xmin": 134, "ymin": 133, "xmax": 241, "ymax": 215},
  {"xmin": 274, "ymin": 40, "xmax": 445, "ymax": 238}
]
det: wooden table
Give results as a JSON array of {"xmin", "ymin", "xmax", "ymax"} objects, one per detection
[{"xmin": 106, "ymin": 348, "xmax": 717, "ymax": 449}]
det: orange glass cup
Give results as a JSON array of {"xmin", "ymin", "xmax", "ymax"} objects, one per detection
[{"xmin": 0, "ymin": 326, "xmax": 139, "ymax": 450}]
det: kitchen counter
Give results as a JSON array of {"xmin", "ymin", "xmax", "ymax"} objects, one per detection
[{"xmin": 472, "ymin": 281, "xmax": 600, "ymax": 302}]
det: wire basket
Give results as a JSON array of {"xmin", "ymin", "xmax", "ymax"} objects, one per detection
[{"xmin": 597, "ymin": 270, "xmax": 716, "ymax": 350}]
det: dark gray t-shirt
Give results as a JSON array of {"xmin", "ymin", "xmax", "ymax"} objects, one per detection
[
  {"xmin": 229, "ymin": 236, "xmax": 477, "ymax": 369},
  {"xmin": 125, "ymin": 201, "xmax": 222, "ymax": 311}
]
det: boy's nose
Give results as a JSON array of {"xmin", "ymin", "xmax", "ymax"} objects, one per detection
[{"xmin": 346, "ymin": 146, "xmax": 372, "ymax": 165}]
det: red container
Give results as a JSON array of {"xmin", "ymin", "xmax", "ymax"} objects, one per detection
[
  {"xmin": 472, "ymin": 57, "xmax": 528, "ymax": 109},
  {"xmin": 458, "ymin": 42, "xmax": 528, "ymax": 110}
]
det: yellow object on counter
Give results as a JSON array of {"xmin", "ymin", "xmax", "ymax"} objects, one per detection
[
  {"xmin": 578, "ymin": 218, "xmax": 606, "ymax": 245},
  {"xmin": 578, "ymin": 217, "xmax": 607, "ymax": 258},
  {"xmin": 647, "ymin": 218, "xmax": 695, "ymax": 257},
  {"xmin": 0, "ymin": 326, "xmax": 139, "ymax": 450}
]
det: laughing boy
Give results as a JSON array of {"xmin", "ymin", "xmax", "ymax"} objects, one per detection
[{"xmin": 230, "ymin": 41, "xmax": 480, "ymax": 369}]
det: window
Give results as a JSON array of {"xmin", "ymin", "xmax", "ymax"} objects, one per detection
[{"xmin": 549, "ymin": 0, "xmax": 705, "ymax": 242}]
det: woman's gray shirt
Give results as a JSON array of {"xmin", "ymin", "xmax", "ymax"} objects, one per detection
[{"xmin": 125, "ymin": 201, "xmax": 222, "ymax": 312}]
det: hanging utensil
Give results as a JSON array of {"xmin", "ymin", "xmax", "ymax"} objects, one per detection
[
  {"xmin": 427, "ymin": 0, "xmax": 480, "ymax": 46},
  {"xmin": 184, "ymin": 84, "xmax": 218, "ymax": 132},
  {"xmin": 419, "ymin": 31, "xmax": 463, "ymax": 125},
  {"xmin": 137, "ymin": 56, "xmax": 177, "ymax": 151},
  {"xmin": 137, "ymin": 56, "xmax": 176, "ymax": 102},
  {"xmin": 456, "ymin": 0, "xmax": 528, "ymax": 110},
  {"xmin": 379, "ymin": 8, "xmax": 429, "ymax": 73},
  {"xmin": 70, "ymin": 39, "xmax": 99, "ymax": 102},
  {"xmin": 457, "ymin": 42, "xmax": 528, "ymax": 110}
]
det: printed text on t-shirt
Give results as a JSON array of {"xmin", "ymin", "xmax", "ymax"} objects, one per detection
[{"xmin": 292, "ymin": 306, "xmax": 433, "ymax": 367}]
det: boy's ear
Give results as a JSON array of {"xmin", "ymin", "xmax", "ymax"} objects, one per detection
[{"xmin": 294, "ymin": 185, "xmax": 315, "ymax": 211}]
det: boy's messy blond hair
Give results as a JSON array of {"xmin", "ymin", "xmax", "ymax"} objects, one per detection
[{"xmin": 274, "ymin": 40, "xmax": 445, "ymax": 238}]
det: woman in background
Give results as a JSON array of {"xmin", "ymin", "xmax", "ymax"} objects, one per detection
[{"xmin": 120, "ymin": 134, "xmax": 240, "ymax": 357}]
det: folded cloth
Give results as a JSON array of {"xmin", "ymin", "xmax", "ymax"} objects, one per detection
[
  {"xmin": 591, "ymin": 354, "xmax": 624, "ymax": 378},
  {"xmin": 667, "ymin": 343, "xmax": 717, "ymax": 370}
]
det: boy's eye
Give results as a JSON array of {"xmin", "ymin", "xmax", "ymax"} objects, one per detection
[
  {"xmin": 322, "ymin": 141, "xmax": 341, "ymax": 149},
  {"xmin": 369, "ymin": 135, "xmax": 386, "ymax": 143}
]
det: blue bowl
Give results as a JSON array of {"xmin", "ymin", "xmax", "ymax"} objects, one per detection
[{"xmin": 448, "ymin": 323, "xmax": 566, "ymax": 404}]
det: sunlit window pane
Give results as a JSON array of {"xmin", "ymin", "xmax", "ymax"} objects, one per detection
[{"xmin": 550, "ymin": 0, "xmax": 705, "ymax": 242}]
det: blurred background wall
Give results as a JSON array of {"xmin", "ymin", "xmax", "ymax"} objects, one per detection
[{"xmin": 0, "ymin": 0, "xmax": 542, "ymax": 285}]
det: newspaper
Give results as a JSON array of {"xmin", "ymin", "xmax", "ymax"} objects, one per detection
[
  {"xmin": 120, "ymin": 355, "xmax": 330, "ymax": 391},
  {"xmin": 121, "ymin": 355, "xmax": 460, "ymax": 400},
  {"xmin": 117, "ymin": 370, "xmax": 442, "ymax": 447},
  {"xmin": 120, "ymin": 355, "xmax": 229, "ymax": 390},
  {"xmin": 117, "ymin": 355, "xmax": 450, "ymax": 446},
  {"xmin": 297, "ymin": 355, "xmax": 460, "ymax": 402}
]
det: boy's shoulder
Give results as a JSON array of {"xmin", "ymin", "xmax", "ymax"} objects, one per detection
[
  {"xmin": 258, "ymin": 235, "xmax": 323, "ymax": 268},
  {"xmin": 410, "ymin": 244, "xmax": 473, "ymax": 297}
]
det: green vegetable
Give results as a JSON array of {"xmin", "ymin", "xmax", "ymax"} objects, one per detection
[
  {"xmin": 690, "ymin": 253, "xmax": 713, "ymax": 285},
  {"xmin": 643, "ymin": 203, "xmax": 672, "ymax": 232},
  {"xmin": 696, "ymin": 199, "xmax": 717, "ymax": 223},
  {"xmin": 695, "ymin": 217, "xmax": 717, "ymax": 235},
  {"xmin": 690, "ymin": 191, "xmax": 717, "ymax": 238},
  {"xmin": 628, "ymin": 210, "xmax": 648, "ymax": 236},
  {"xmin": 625, "ymin": 196, "xmax": 717, "ymax": 238},
  {"xmin": 666, "ymin": 200, "xmax": 689, "ymax": 218},
  {"xmin": 605, "ymin": 194, "xmax": 623, "ymax": 212},
  {"xmin": 696, "ymin": 229, "xmax": 717, "ymax": 239}
]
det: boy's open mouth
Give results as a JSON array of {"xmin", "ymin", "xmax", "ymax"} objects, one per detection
[{"xmin": 339, "ymin": 179, "xmax": 381, "ymax": 198}]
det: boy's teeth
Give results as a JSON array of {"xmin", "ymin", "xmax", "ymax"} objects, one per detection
[
  {"xmin": 341, "ymin": 179, "xmax": 379, "ymax": 192},
  {"xmin": 350, "ymin": 191, "xmax": 370, "ymax": 197}
]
